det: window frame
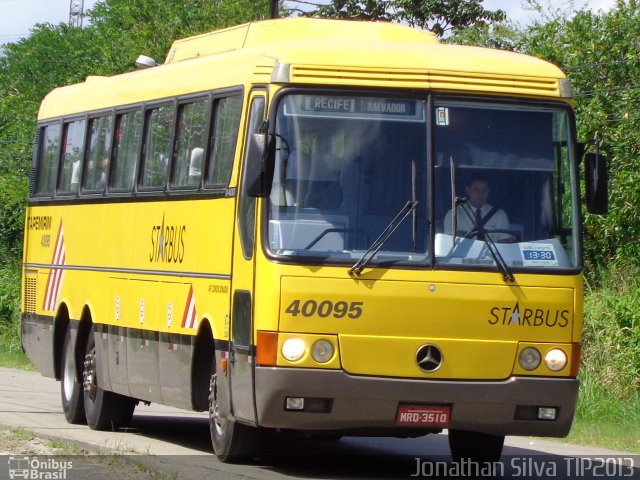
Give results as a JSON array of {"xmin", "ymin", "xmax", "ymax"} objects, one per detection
[
  {"xmin": 138, "ymin": 101, "xmax": 177, "ymax": 193},
  {"xmin": 169, "ymin": 95, "xmax": 211, "ymax": 192},
  {"xmin": 203, "ymin": 90, "xmax": 244, "ymax": 190},
  {"xmin": 81, "ymin": 110, "xmax": 115, "ymax": 196},
  {"xmin": 33, "ymin": 121, "xmax": 62, "ymax": 198},
  {"xmin": 56, "ymin": 116, "xmax": 87, "ymax": 197},
  {"xmin": 109, "ymin": 107, "xmax": 144, "ymax": 195}
]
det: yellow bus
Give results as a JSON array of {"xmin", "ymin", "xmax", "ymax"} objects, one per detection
[{"xmin": 21, "ymin": 17, "xmax": 608, "ymax": 462}]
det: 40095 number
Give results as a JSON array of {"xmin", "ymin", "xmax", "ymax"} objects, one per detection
[{"xmin": 285, "ymin": 300, "xmax": 363, "ymax": 319}]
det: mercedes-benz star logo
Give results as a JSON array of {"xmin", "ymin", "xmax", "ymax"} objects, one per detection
[{"xmin": 415, "ymin": 344, "xmax": 443, "ymax": 372}]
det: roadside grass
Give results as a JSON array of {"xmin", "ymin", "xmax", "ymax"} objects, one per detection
[
  {"xmin": 568, "ymin": 261, "xmax": 640, "ymax": 453},
  {"xmin": 0, "ymin": 427, "xmax": 177, "ymax": 479},
  {"xmin": 567, "ymin": 418, "xmax": 640, "ymax": 453},
  {"xmin": 0, "ymin": 258, "xmax": 33, "ymax": 370},
  {"xmin": 0, "ymin": 329, "xmax": 34, "ymax": 371}
]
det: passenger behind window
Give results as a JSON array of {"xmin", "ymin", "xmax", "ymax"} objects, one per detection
[
  {"xmin": 70, "ymin": 160, "xmax": 81, "ymax": 192},
  {"xmin": 95, "ymin": 157, "xmax": 109, "ymax": 189},
  {"xmin": 188, "ymin": 147, "xmax": 203, "ymax": 185}
]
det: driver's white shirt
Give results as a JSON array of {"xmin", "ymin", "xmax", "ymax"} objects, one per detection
[{"xmin": 443, "ymin": 203, "xmax": 510, "ymax": 240}]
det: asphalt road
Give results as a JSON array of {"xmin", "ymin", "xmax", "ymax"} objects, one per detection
[{"xmin": 0, "ymin": 367, "xmax": 637, "ymax": 480}]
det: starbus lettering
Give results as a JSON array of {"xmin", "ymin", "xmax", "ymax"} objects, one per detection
[
  {"xmin": 488, "ymin": 303, "xmax": 570, "ymax": 328},
  {"xmin": 149, "ymin": 214, "xmax": 186, "ymax": 264}
]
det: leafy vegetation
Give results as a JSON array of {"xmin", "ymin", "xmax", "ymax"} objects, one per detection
[
  {"xmin": 0, "ymin": 0, "xmax": 638, "ymax": 450},
  {"xmin": 296, "ymin": 0, "xmax": 506, "ymax": 36}
]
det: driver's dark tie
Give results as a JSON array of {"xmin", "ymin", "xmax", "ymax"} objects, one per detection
[{"xmin": 475, "ymin": 208, "xmax": 485, "ymax": 240}]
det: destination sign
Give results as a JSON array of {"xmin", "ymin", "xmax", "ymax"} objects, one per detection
[
  {"xmin": 301, "ymin": 96, "xmax": 417, "ymax": 116},
  {"xmin": 284, "ymin": 95, "xmax": 424, "ymax": 121}
]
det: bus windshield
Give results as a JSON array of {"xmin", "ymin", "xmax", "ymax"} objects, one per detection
[{"xmin": 267, "ymin": 93, "xmax": 580, "ymax": 272}]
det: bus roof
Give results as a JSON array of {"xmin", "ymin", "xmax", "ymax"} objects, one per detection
[
  {"xmin": 38, "ymin": 18, "xmax": 569, "ymax": 120},
  {"xmin": 165, "ymin": 17, "xmax": 439, "ymax": 63}
]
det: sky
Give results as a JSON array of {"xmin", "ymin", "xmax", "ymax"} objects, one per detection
[{"xmin": 0, "ymin": 0, "xmax": 619, "ymax": 47}]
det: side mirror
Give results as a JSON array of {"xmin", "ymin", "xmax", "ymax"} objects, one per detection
[
  {"xmin": 245, "ymin": 132, "xmax": 275, "ymax": 197},
  {"xmin": 584, "ymin": 152, "xmax": 608, "ymax": 214}
]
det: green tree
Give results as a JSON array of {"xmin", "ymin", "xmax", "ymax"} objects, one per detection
[
  {"xmin": 0, "ymin": 0, "xmax": 270, "ymax": 330},
  {"xmin": 393, "ymin": 0, "xmax": 506, "ymax": 37},
  {"xmin": 88, "ymin": 0, "xmax": 271, "ymax": 72},
  {"xmin": 298, "ymin": 0, "xmax": 505, "ymax": 37},
  {"xmin": 521, "ymin": 1, "xmax": 640, "ymax": 270},
  {"xmin": 295, "ymin": 0, "xmax": 391, "ymax": 21},
  {"xmin": 0, "ymin": 24, "xmax": 105, "ymax": 258}
]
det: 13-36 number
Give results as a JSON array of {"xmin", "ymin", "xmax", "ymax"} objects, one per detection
[{"xmin": 285, "ymin": 300, "xmax": 363, "ymax": 319}]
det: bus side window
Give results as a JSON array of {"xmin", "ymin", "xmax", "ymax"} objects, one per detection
[
  {"xmin": 58, "ymin": 119, "xmax": 86, "ymax": 194},
  {"xmin": 207, "ymin": 95, "xmax": 242, "ymax": 186},
  {"xmin": 172, "ymin": 99, "xmax": 208, "ymax": 188},
  {"xmin": 111, "ymin": 110, "xmax": 143, "ymax": 191},
  {"xmin": 141, "ymin": 104, "xmax": 175, "ymax": 189},
  {"xmin": 83, "ymin": 116, "xmax": 113, "ymax": 192},
  {"xmin": 35, "ymin": 123, "xmax": 61, "ymax": 195}
]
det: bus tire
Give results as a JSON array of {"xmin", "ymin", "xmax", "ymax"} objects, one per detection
[
  {"xmin": 61, "ymin": 328, "xmax": 86, "ymax": 424},
  {"xmin": 208, "ymin": 372, "xmax": 260, "ymax": 463},
  {"xmin": 83, "ymin": 326, "xmax": 136, "ymax": 430},
  {"xmin": 448, "ymin": 429, "xmax": 504, "ymax": 463}
]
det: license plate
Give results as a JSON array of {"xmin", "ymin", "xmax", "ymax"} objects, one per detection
[{"xmin": 396, "ymin": 405, "xmax": 450, "ymax": 426}]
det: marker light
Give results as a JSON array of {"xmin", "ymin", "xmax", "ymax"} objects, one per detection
[
  {"xmin": 519, "ymin": 347, "xmax": 541, "ymax": 371},
  {"xmin": 311, "ymin": 340, "xmax": 334, "ymax": 363},
  {"xmin": 545, "ymin": 348, "xmax": 568, "ymax": 372},
  {"xmin": 281, "ymin": 338, "xmax": 306, "ymax": 362}
]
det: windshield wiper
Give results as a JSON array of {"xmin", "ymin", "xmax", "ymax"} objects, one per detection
[
  {"xmin": 459, "ymin": 201, "xmax": 515, "ymax": 283},
  {"xmin": 350, "ymin": 200, "xmax": 418, "ymax": 276}
]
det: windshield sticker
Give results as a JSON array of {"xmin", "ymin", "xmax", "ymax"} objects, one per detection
[
  {"xmin": 519, "ymin": 243, "xmax": 558, "ymax": 267},
  {"xmin": 435, "ymin": 107, "xmax": 449, "ymax": 126}
]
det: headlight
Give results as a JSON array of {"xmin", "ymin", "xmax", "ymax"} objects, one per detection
[
  {"xmin": 281, "ymin": 338, "xmax": 306, "ymax": 362},
  {"xmin": 311, "ymin": 339, "xmax": 334, "ymax": 363},
  {"xmin": 545, "ymin": 348, "xmax": 567, "ymax": 371},
  {"xmin": 519, "ymin": 347, "xmax": 541, "ymax": 371}
]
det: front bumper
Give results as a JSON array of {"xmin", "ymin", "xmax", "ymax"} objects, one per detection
[{"xmin": 254, "ymin": 367, "xmax": 578, "ymax": 437}]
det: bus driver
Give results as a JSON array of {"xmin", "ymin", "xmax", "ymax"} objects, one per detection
[{"xmin": 444, "ymin": 173, "xmax": 513, "ymax": 242}]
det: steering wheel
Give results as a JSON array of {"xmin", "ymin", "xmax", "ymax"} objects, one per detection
[
  {"xmin": 464, "ymin": 228, "xmax": 521, "ymax": 243},
  {"xmin": 304, "ymin": 228, "xmax": 370, "ymax": 249}
]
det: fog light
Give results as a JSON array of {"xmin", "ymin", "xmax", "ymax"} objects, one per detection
[
  {"xmin": 311, "ymin": 339, "xmax": 334, "ymax": 363},
  {"xmin": 519, "ymin": 347, "xmax": 541, "ymax": 371},
  {"xmin": 282, "ymin": 338, "xmax": 306, "ymax": 362},
  {"xmin": 545, "ymin": 348, "xmax": 567, "ymax": 371},
  {"xmin": 537, "ymin": 407, "xmax": 557, "ymax": 420},
  {"xmin": 286, "ymin": 397, "xmax": 304, "ymax": 410}
]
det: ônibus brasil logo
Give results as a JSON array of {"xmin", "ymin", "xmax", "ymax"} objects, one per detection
[{"xmin": 8, "ymin": 456, "xmax": 72, "ymax": 480}]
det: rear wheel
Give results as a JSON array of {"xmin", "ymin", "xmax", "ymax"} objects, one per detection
[
  {"xmin": 61, "ymin": 328, "xmax": 86, "ymax": 424},
  {"xmin": 448, "ymin": 429, "xmax": 504, "ymax": 463},
  {"xmin": 83, "ymin": 326, "xmax": 136, "ymax": 430},
  {"xmin": 208, "ymin": 371, "xmax": 260, "ymax": 463}
]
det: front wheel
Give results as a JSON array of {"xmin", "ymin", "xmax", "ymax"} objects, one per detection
[
  {"xmin": 61, "ymin": 328, "xmax": 86, "ymax": 424},
  {"xmin": 208, "ymin": 372, "xmax": 260, "ymax": 463},
  {"xmin": 83, "ymin": 326, "xmax": 136, "ymax": 430},
  {"xmin": 448, "ymin": 429, "xmax": 504, "ymax": 463}
]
